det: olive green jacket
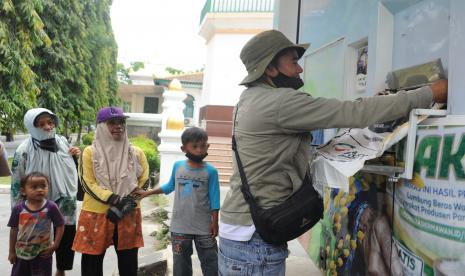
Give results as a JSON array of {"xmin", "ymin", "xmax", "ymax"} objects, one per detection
[{"xmin": 220, "ymin": 83, "xmax": 433, "ymax": 225}]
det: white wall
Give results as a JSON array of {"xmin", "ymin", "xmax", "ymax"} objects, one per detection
[
  {"xmin": 447, "ymin": 0, "xmax": 465, "ymax": 115},
  {"xmin": 273, "ymin": 0, "xmax": 299, "ymax": 43},
  {"xmin": 201, "ymin": 33, "xmax": 254, "ymax": 107}
]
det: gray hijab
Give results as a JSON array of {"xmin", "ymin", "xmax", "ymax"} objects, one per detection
[{"xmin": 23, "ymin": 108, "xmax": 78, "ymax": 201}]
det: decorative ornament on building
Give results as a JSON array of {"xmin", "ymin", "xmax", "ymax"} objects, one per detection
[
  {"xmin": 168, "ymin": 78, "xmax": 183, "ymax": 92},
  {"xmin": 163, "ymin": 79, "xmax": 187, "ymax": 131}
]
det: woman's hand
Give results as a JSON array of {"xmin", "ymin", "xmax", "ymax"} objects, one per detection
[{"xmin": 68, "ymin": 146, "xmax": 81, "ymax": 157}]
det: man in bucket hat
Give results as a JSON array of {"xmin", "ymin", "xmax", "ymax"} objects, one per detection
[{"xmin": 218, "ymin": 30, "xmax": 448, "ymax": 275}]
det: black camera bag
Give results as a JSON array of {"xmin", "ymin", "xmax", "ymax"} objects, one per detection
[{"xmin": 232, "ymin": 107, "xmax": 323, "ymax": 245}]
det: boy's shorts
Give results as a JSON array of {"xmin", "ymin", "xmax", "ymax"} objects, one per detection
[{"xmin": 11, "ymin": 255, "xmax": 52, "ymax": 276}]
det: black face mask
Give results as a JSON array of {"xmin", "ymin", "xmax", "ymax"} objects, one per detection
[
  {"xmin": 271, "ymin": 72, "xmax": 304, "ymax": 90},
  {"xmin": 32, "ymin": 138, "xmax": 58, "ymax": 152},
  {"xmin": 185, "ymin": 152, "xmax": 208, "ymax": 163}
]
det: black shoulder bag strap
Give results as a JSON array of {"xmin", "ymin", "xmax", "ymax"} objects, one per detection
[{"xmin": 231, "ymin": 105, "xmax": 257, "ymax": 205}]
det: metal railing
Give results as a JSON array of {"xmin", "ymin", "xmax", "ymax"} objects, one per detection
[{"xmin": 200, "ymin": 0, "xmax": 274, "ymax": 24}]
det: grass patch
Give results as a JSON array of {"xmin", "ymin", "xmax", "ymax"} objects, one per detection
[
  {"xmin": 0, "ymin": 158, "xmax": 13, "ymax": 185},
  {"xmin": 146, "ymin": 208, "xmax": 168, "ymax": 224},
  {"xmin": 144, "ymin": 195, "xmax": 170, "ymax": 251},
  {"xmin": 150, "ymin": 223, "xmax": 170, "ymax": 250},
  {"xmin": 149, "ymin": 194, "xmax": 168, "ymax": 208},
  {"xmin": 147, "ymin": 208, "xmax": 170, "ymax": 250}
]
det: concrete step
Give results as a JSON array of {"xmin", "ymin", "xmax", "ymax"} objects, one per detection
[
  {"xmin": 208, "ymin": 143, "xmax": 232, "ymax": 150},
  {"xmin": 219, "ymin": 172, "xmax": 232, "ymax": 178},
  {"xmin": 207, "ymin": 137, "xmax": 233, "ymax": 186},
  {"xmin": 208, "ymin": 148, "xmax": 232, "ymax": 156},
  {"xmin": 219, "ymin": 173, "xmax": 232, "ymax": 183},
  {"xmin": 208, "ymin": 136, "xmax": 232, "ymax": 144},
  {"xmin": 219, "ymin": 180, "xmax": 230, "ymax": 186},
  {"xmin": 214, "ymin": 166, "xmax": 233, "ymax": 174},
  {"xmin": 207, "ymin": 159, "xmax": 232, "ymax": 166},
  {"xmin": 206, "ymin": 154, "xmax": 232, "ymax": 162}
]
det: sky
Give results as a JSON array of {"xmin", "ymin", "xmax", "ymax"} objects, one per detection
[{"xmin": 110, "ymin": 0, "xmax": 206, "ymax": 77}]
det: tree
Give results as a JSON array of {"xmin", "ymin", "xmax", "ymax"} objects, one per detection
[
  {"xmin": 117, "ymin": 61, "xmax": 145, "ymax": 84},
  {"xmin": 0, "ymin": 0, "xmax": 118, "ymax": 142},
  {"xmin": 34, "ymin": 0, "xmax": 118, "ymax": 140},
  {"xmin": 0, "ymin": 0, "xmax": 51, "ymax": 141},
  {"xmin": 165, "ymin": 66, "xmax": 184, "ymax": 76}
]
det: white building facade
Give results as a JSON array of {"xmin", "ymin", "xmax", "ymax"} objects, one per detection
[{"xmin": 198, "ymin": 0, "xmax": 274, "ymax": 136}]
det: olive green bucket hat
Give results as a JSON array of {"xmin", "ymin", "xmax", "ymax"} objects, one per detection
[{"xmin": 239, "ymin": 30, "xmax": 309, "ymax": 85}]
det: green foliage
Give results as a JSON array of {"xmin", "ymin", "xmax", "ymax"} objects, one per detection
[
  {"xmin": 150, "ymin": 222, "xmax": 170, "ymax": 250},
  {"xmin": 129, "ymin": 136, "xmax": 160, "ymax": 175},
  {"xmin": 130, "ymin": 61, "xmax": 145, "ymax": 72},
  {"xmin": 150, "ymin": 194, "xmax": 169, "ymax": 208},
  {"xmin": 81, "ymin": 132, "xmax": 94, "ymax": 145},
  {"xmin": 117, "ymin": 61, "xmax": 145, "ymax": 84},
  {"xmin": 0, "ymin": 0, "xmax": 49, "ymax": 135},
  {"xmin": 165, "ymin": 66, "xmax": 184, "ymax": 76},
  {"xmin": 0, "ymin": 0, "xmax": 118, "ymax": 139},
  {"xmin": 148, "ymin": 208, "xmax": 170, "ymax": 250},
  {"xmin": 148, "ymin": 208, "xmax": 169, "ymax": 224}
]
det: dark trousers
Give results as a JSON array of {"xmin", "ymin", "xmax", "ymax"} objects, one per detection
[
  {"xmin": 11, "ymin": 255, "xmax": 52, "ymax": 276},
  {"xmin": 54, "ymin": 225, "xmax": 76, "ymax": 271},
  {"xmin": 81, "ymin": 226, "xmax": 138, "ymax": 276},
  {"xmin": 171, "ymin": 232, "xmax": 218, "ymax": 276}
]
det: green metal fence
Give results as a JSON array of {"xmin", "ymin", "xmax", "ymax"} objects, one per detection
[{"xmin": 200, "ymin": 0, "xmax": 274, "ymax": 24}]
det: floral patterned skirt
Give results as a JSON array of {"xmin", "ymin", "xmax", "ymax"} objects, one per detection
[{"xmin": 72, "ymin": 208, "xmax": 144, "ymax": 255}]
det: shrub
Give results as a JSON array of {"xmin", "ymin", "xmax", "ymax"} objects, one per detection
[
  {"xmin": 81, "ymin": 132, "xmax": 94, "ymax": 145},
  {"xmin": 130, "ymin": 135, "xmax": 160, "ymax": 175}
]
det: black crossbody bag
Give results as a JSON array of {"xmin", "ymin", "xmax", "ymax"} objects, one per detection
[{"xmin": 232, "ymin": 106, "xmax": 324, "ymax": 245}]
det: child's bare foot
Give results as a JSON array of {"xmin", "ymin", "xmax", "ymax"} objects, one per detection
[{"xmin": 55, "ymin": 270, "xmax": 65, "ymax": 276}]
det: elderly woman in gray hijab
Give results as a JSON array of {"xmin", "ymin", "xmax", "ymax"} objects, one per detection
[{"xmin": 10, "ymin": 108, "xmax": 80, "ymax": 276}]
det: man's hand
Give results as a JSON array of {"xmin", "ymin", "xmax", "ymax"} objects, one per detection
[
  {"xmin": 430, "ymin": 79, "xmax": 448, "ymax": 103},
  {"xmin": 39, "ymin": 244, "xmax": 57, "ymax": 258},
  {"xmin": 130, "ymin": 188, "xmax": 148, "ymax": 200},
  {"xmin": 68, "ymin": 146, "xmax": 81, "ymax": 157},
  {"xmin": 8, "ymin": 251, "xmax": 16, "ymax": 264},
  {"xmin": 131, "ymin": 188, "xmax": 162, "ymax": 199},
  {"xmin": 210, "ymin": 221, "xmax": 219, "ymax": 238},
  {"xmin": 211, "ymin": 210, "xmax": 219, "ymax": 237}
]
